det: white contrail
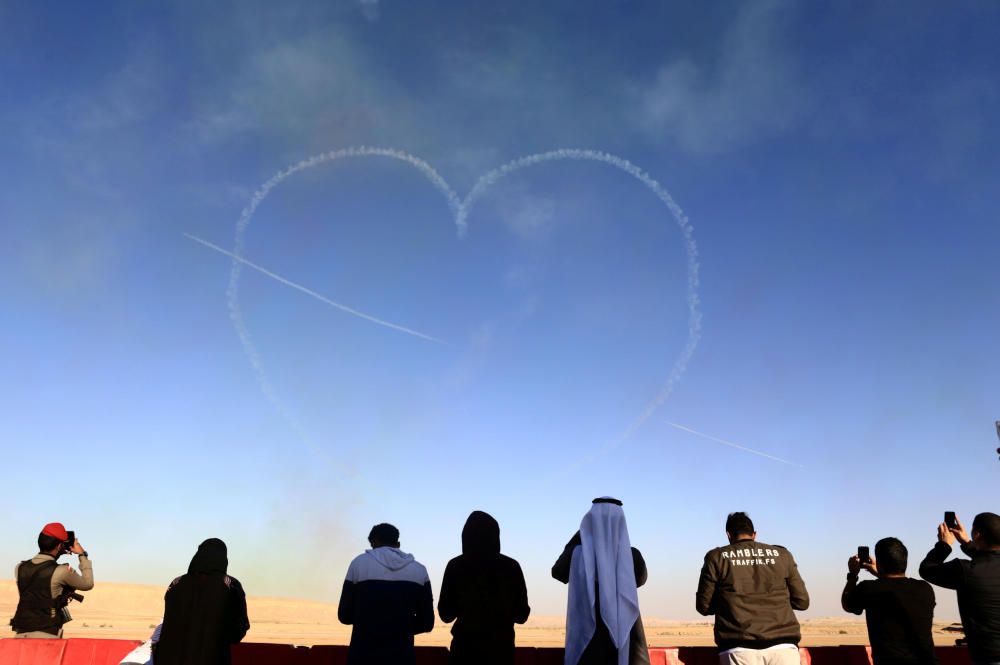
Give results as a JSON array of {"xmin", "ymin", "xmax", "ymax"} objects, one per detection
[
  {"xmin": 226, "ymin": 147, "xmax": 460, "ymax": 452},
  {"xmin": 667, "ymin": 422, "xmax": 801, "ymax": 466},
  {"xmin": 186, "ymin": 233, "xmax": 445, "ymax": 345},
  {"xmin": 468, "ymin": 150, "xmax": 701, "ymax": 479},
  {"xmin": 225, "ymin": 146, "xmax": 701, "ymax": 464},
  {"xmin": 463, "ymin": 150, "xmax": 701, "ymax": 448}
]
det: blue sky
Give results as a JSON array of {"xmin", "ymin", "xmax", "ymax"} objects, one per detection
[{"xmin": 1, "ymin": 1, "xmax": 998, "ymax": 621}]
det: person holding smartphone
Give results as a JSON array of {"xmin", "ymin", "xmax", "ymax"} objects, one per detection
[
  {"xmin": 842, "ymin": 538, "xmax": 937, "ymax": 665},
  {"xmin": 920, "ymin": 513, "xmax": 1000, "ymax": 665},
  {"xmin": 11, "ymin": 522, "xmax": 93, "ymax": 638}
]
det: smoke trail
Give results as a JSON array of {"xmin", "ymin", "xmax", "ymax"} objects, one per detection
[
  {"xmin": 668, "ymin": 422, "xmax": 801, "ymax": 466},
  {"xmin": 186, "ymin": 233, "xmax": 445, "ymax": 344},
  {"xmin": 226, "ymin": 148, "xmax": 460, "ymax": 454},
  {"xmin": 226, "ymin": 147, "xmax": 701, "ymax": 466},
  {"xmin": 464, "ymin": 150, "xmax": 702, "ymax": 474}
]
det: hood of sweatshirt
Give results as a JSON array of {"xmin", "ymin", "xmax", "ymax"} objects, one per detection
[{"xmin": 365, "ymin": 546, "xmax": 415, "ymax": 571}]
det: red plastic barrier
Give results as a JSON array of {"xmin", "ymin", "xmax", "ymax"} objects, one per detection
[
  {"xmin": 935, "ymin": 646, "xmax": 973, "ymax": 665},
  {"xmin": 803, "ymin": 646, "xmax": 872, "ymax": 665},
  {"xmin": 61, "ymin": 640, "xmax": 141, "ymax": 665},
  {"xmin": 299, "ymin": 644, "xmax": 348, "ymax": 665},
  {"xmin": 0, "ymin": 640, "xmax": 980, "ymax": 665},
  {"xmin": 670, "ymin": 646, "xmax": 721, "ymax": 665},
  {"xmin": 0, "ymin": 639, "xmax": 140, "ymax": 665},
  {"xmin": 231, "ymin": 642, "xmax": 310, "ymax": 665},
  {"xmin": 414, "ymin": 646, "xmax": 449, "ymax": 665},
  {"xmin": 0, "ymin": 639, "xmax": 65, "ymax": 665},
  {"xmin": 532, "ymin": 647, "xmax": 565, "ymax": 665},
  {"xmin": 648, "ymin": 648, "xmax": 669, "ymax": 665}
]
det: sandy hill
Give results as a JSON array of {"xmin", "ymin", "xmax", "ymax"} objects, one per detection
[{"xmin": 0, "ymin": 581, "xmax": 962, "ymax": 647}]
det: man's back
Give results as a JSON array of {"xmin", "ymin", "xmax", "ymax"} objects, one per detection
[
  {"xmin": 12, "ymin": 553, "xmax": 94, "ymax": 637},
  {"xmin": 921, "ymin": 545, "xmax": 1000, "ymax": 664},
  {"xmin": 338, "ymin": 547, "xmax": 434, "ymax": 665},
  {"xmin": 696, "ymin": 540, "xmax": 810, "ymax": 650},
  {"xmin": 843, "ymin": 577, "xmax": 936, "ymax": 665}
]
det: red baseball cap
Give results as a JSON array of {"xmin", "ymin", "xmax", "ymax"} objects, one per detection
[{"xmin": 41, "ymin": 523, "xmax": 69, "ymax": 541}]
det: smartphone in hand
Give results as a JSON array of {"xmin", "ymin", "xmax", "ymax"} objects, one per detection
[
  {"xmin": 945, "ymin": 512, "xmax": 958, "ymax": 529},
  {"xmin": 858, "ymin": 546, "xmax": 871, "ymax": 564}
]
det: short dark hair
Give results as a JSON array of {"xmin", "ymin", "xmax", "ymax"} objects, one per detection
[
  {"xmin": 725, "ymin": 512, "xmax": 755, "ymax": 537},
  {"xmin": 368, "ymin": 523, "xmax": 400, "ymax": 546},
  {"xmin": 38, "ymin": 533, "xmax": 63, "ymax": 552},
  {"xmin": 972, "ymin": 512, "xmax": 1000, "ymax": 546},
  {"xmin": 874, "ymin": 537, "xmax": 908, "ymax": 575}
]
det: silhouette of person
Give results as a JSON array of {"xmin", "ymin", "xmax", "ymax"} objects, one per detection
[
  {"xmin": 438, "ymin": 511, "xmax": 530, "ymax": 665},
  {"xmin": 338, "ymin": 523, "xmax": 434, "ymax": 665},
  {"xmin": 153, "ymin": 539, "xmax": 250, "ymax": 665},
  {"xmin": 553, "ymin": 498, "xmax": 650, "ymax": 665}
]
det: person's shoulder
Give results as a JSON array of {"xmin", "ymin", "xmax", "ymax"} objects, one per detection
[
  {"xmin": 345, "ymin": 552, "xmax": 369, "ymax": 573},
  {"xmin": 906, "ymin": 577, "xmax": 935, "ymax": 592},
  {"xmin": 499, "ymin": 553, "xmax": 522, "ymax": 567},
  {"xmin": 765, "ymin": 543, "xmax": 797, "ymax": 559},
  {"xmin": 349, "ymin": 551, "xmax": 370, "ymax": 565},
  {"xmin": 498, "ymin": 554, "xmax": 526, "ymax": 575},
  {"xmin": 225, "ymin": 575, "xmax": 246, "ymax": 592}
]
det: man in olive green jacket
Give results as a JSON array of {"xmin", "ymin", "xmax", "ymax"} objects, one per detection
[{"xmin": 696, "ymin": 512, "xmax": 809, "ymax": 665}]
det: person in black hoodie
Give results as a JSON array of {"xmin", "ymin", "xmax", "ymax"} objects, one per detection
[
  {"xmin": 153, "ymin": 538, "xmax": 250, "ymax": 665},
  {"xmin": 438, "ymin": 511, "xmax": 531, "ymax": 665}
]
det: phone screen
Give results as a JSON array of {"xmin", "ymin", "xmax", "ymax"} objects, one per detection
[
  {"xmin": 945, "ymin": 512, "xmax": 957, "ymax": 529},
  {"xmin": 858, "ymin": 546, "xmax": 870, "ymax": 563}
]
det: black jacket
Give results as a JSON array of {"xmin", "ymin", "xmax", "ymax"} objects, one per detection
[
  {"xmin": 842, "ymin": 576, "xmax": 937, "ymax": 665},
  {"xmin": 696, "ymin": 540, "xmax": 810, "ymax": 650},
  {"xmin": 438, "ymin": 511, "xmax": 530, "ymax": 665},
  {"xmin": 919, "ymin": 542, "xmax": 1000, "ymax": 664}
]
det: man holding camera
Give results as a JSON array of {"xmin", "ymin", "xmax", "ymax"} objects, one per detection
[
  {"xmin": 696, "ymin": 512, "xmax": 810, "ymax": 665},
  {"xmin": 920, "ymin": 513, "xmax": 1000, "ymax": 665},
  {"xmin": 10, "ymin": 522, "xmax": 94, "ymax": 638},
  {"xmin": 842, "ymin": 538, "xmax": 937, "ymax": 665}
]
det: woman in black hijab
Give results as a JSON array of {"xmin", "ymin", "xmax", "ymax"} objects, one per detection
[
  {"xmin": 438, "ymin": 511, "xmax": 530, "ymax": 665},
  {"xmin": 153, "ymin": 538, "xmax": 250, "ymax": 665}
]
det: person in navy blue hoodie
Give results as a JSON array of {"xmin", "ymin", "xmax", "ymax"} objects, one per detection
[{"xmin": 338, "ymin": 523, "xmax": 434, "ymax": 665}]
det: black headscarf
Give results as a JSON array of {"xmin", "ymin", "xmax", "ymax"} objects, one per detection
[
  {"xmin": 462, "ymin": 511, "xmax": 501, "ymax": 558},
  {"xmin": 188, "ymin": 538, "xmax": 229, "ymax": 575}
]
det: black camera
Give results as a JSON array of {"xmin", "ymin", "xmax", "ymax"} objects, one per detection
[{"xmin": 60, "ymin": 530, "xmax": 76, "ymax": 554}]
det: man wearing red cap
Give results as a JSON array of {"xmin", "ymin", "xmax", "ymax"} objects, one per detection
[{"xmin": 10, "ymin": 523, "xmax": 94, "ymax": 638}]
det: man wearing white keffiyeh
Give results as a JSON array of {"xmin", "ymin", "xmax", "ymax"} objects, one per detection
[{"xmin": 552, "ymin": 498, "xmax": 650, "ymax": 665}]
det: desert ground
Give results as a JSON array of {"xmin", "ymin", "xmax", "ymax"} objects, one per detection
[{"xmin": 0, "ymin": 581, "xmax": 964, "ymax": 647}]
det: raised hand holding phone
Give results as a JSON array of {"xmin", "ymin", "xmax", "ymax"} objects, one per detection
[{"xmin": 948, "ymin": 514, "xmax": 971, "ymax": 545}]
